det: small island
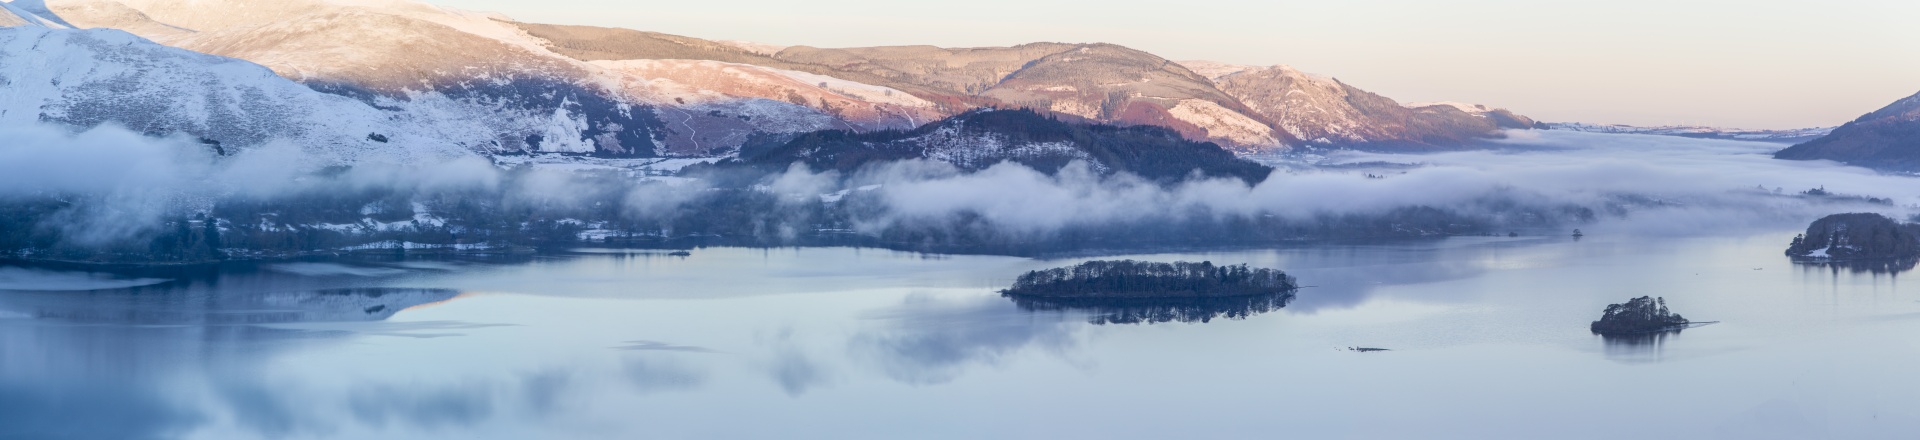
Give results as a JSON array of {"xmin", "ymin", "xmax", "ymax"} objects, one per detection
[
  {"xmin": 1590, "ymin": 296, "xmax": 1690, "ymax": 335},
  {"xmin": 1001, "ymin": 260, "xmax": 1299, "ymax": 324},
  {"xmin": 1002, "ymin": 260, "xmax": 1297, "ymax": 299},
  {"xmin": 1786, "ymin": 213, "xmax": 1920, "ymax": 261}
]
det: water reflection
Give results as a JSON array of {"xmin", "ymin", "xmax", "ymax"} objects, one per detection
[
  {"xmin": 1795, "ymin": 257, "xmax": 1919, "ymax": 276},
  {"xmin": 851, "ymin": 295, "xmax": 1079, "ymax": 385},
  {"xmin": 0, "ymin": 287, "xmax": 462, "ymax": 324},
  {"xmin": 4, "ymin": 234, "xmax": 1915, "ymax": 438},
  {"xmin": 0, "ymin": 281, "xmax": 479, "ymax": 439},
  {"xmin": 1005, "ymin": 292, "xmax": 1297, "ymax": 325},
  {"xmin": 1598, "ymin": 329, "xmax": 1683, "ymax": 363}
]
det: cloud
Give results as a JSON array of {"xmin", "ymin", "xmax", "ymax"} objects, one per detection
[
  {"xmin": 8, "ymin": 119, "xmax": 1909, "ymax": 253},
  {"xmin": 805, "ymin": 130, "xmax": 1916, "ymax": 239}
]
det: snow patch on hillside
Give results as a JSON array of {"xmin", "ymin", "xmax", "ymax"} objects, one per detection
[
  {"xmin": 1408, "ymin": 101, "xmax": 1493, "ymax": 114},
  {"xmin": 1166, "ymin": 99, "xmax": 1282, "ymax": 149},
  {"xmin": 1176, "ymin": 60, "xmax": 1259, "ymax": 81},
  {"xmin": 906, "ymin": 124, "xmax": 1108, "ymax": 174},
  {"xmin": 771, "ymin": 68, "xmax": 932, "ymax": 108}
]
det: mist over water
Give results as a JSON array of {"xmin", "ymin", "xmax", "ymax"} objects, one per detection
[
  {"xmin": 3, "ymin": 122, "xmax": 1911, "ymax": 252},
  {"xmin": 1324, "ymin": 130, "xmax": 1920, "ymax": 235}
]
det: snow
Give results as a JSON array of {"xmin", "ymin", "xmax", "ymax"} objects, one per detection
[
  {"xmin": 717, "ymin": 39, "xmax": 788, "ymax": 56},
  {"xmin": 339, "ymin": 240, "xmax": 492, "ymax": 251},
  {"xmin": 0, "ymin": 26, "xmax": 475, "ymax": 165},
  {"xmin": 596, "ymin": 58, "xmax": 931, "ymax": 109},
  {"xmin": 904, "ymin": 123, "xmax": 1109, "ymax": 174},
  {"xmin": 1166, "ymin": 99, "xmax": 1282, "ymax": 147},
  {"xmin": 1408, "ymin": 101, "xmax": 1493, "ymax": 114},
  {"xmin": 1176, "ymin": 60, "xmax": 1260, "ymax": 81},
  {"xmin": 492, "ymin": 155, "xmax": 720, "ymax": 177}
]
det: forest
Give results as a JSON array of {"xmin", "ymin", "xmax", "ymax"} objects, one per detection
[
  {"xmin": 700, "ymin": 109, "xmax": 1275, "ymax": 185},
  {"xmin": 1002, "ymin": 260, "xmax": 1298, "ymax": 299}
]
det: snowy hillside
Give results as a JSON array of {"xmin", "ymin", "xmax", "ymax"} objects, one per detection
[
  {"xmin": 0, "ymin": 26, "xmax": 475, "ymax": 164},
  {"xmin": 6, "ymin": 0, "xmax": 1541, "ymax": 158},
  {"xmin": 1190, "ymin": 62, "xmax": 1532, "ymax": 150}
]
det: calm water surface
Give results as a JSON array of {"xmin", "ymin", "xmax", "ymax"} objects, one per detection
[{"xmin": 3, "ymin": 232, "xmax": 1918, "ymax": 439}]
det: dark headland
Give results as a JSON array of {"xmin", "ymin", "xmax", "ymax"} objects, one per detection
[{"xmin": 1786, "ymin": 213, "xmax": 1920, "ymax": 261}]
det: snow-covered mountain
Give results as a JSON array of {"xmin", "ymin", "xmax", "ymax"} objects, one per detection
[
  {"xmin": 0, "ymin": 25, "xmax": 474, "ymax": 163},
  {"xmin": 1189, "ymin": 62, "xmax": 1536, "ymax": 150},
  {"xmin": 513, "ymin": 22, "xmax": 950, "ymax": 135},
  {"xmin": 1774, "ymin": 90, "xmax": 1920, "ymax": 171},
  {"xmin": 767, "ymin": 44, "xmax": 1288, "ymax": 151},
  {"xmin": 47, "ymin": 0, "xmax": 683, "ymax": 156},
  {"xmin": 5, "ymin": 0, "xmax": 1536, "ymax": 158}
]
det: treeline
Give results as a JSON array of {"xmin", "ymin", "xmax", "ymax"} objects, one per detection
[
  {"xmin": 705, "ymin": 108, "xmax": 1274, "ymax": 185},
  {"xmin": 1003, "ymin": 260, "xmax": 1297, "ymax": 299},
  {"xmin": 0, "ymin": 174, "xmax": 1597, "ymax": 264},
  {"xmin": 1786, "ymin": 212, "xmax": 1920, "ymax": 261}
]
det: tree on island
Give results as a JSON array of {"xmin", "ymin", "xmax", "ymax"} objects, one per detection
[
  {"xmin": 1590, "ymin": 296, "xmax": 1690, "ymax": 335},
  {"xmin": 1002, "ymin": 260, "xmax": 1296, "ymax": 299}
]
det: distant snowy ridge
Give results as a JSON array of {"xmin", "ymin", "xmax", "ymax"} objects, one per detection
[{"xmin": 1542, "ymin": 122, "xmax": 1835, "ymax": 143}]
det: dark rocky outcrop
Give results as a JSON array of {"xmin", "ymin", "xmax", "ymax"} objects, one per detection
[
  {"xmin": 1590, "ymin": 296, "xmax": 1690, "ymax": 335},
  {"xmin": 1785, "ymin": 213, "xmax": 1920, "ymax": 261}
]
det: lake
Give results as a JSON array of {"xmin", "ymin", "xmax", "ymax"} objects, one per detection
[{"xmin": 3, "ymin": 231, "xmax": 1917, "ymax": 439}]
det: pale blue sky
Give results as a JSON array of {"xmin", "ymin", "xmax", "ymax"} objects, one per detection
[{"xmin": 437, "ymin": 0, "xmax": 1920, "ymax": 129}]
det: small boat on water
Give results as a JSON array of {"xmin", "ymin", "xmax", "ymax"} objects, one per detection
[{"xmin": 667, "ymin": 250, "xmax": 692, "ymax": 257}]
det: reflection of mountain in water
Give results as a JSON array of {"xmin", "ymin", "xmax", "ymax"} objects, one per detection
[
  {"xmin": 2, "ymin": 288, "xmax": 463, "ymax": 325},
  {"xmin": 1004, "ymin": 292, "xmax": 1296, "ymax": 324},
  {"xmin": 0, "ymin": 285, "xmax": 474, "ymax": 439}
]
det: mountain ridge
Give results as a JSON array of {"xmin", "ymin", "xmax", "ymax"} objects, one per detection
[
  {"xmin": 1774, "ymin": 90, "xmax": 1920, "ymax": 171},
  {"xmin": 6, "ymin": 0, "xmax": 1536, "ymax": 157}
]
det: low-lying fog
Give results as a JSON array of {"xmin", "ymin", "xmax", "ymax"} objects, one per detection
[{"xmin": 2, "ymin": 123, "xmax": 1911, "ymax": 246}]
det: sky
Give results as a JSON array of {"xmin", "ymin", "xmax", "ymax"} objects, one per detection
[{"xmin": 432, "ymin": 0, "xmax": 1920, "ymax": 129}]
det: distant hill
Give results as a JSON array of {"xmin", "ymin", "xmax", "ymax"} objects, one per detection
[
  {"xmin": 1543, "ymin": 123, "xmax": 1834, "ymax": 143},
  {"xmin": 1774, "ymin": 91, "xmax": 1920, "ymax": 171}
]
